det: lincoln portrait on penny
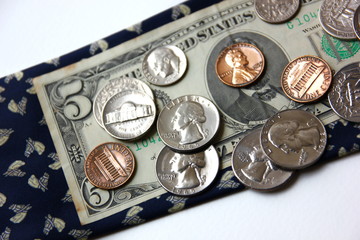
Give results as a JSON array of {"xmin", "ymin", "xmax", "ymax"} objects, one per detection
[{"xmin": 225, "ymin": 48, "xmax": 259, "ymax": 85}]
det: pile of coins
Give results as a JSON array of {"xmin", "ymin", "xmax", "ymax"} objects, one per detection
[
  {"xmin": 231, "ymin": 55, "xmax": 360, "ymax": 191},
  {"xmin": 84, "ymin": 0, "xmax": 360, "ymax": 195},
  {"xmin": 215, "ymin": 42, "xmax": 332, "ymax": 190},
  {"xmin": 85, "ymin": 77, "xmax": 156, "ymax": 189},
  {"xmin": 155, "ymin": 95, "xmax": 221, "ymax": 196},
  {"xmin": 254, "ymin": 0, "xmax": 360, "ymax": 41},
  {"xmin": 85, "ymin": 45, "xmax": 223, "ymax": 194},
  {"xmin": 232, "ymin": 109, "xmax": 327, "ymax": 191},
  {"xmin": 226, "ymin": 0, "xmax": 360, "ymax": 191}
]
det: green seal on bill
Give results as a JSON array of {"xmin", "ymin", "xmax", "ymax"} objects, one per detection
[{"xmin": 321, "ymin": 34, "xmax": 360, "ymax": 60}]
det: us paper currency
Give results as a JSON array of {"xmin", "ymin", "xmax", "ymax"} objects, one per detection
[{"xmin": 34, "ymin": 0, "xmax": 359, "ymax": 224}]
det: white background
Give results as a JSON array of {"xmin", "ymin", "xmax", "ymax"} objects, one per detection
[{"xmin": 1, "ymin": 1, "xmax": 360, "ymax": 239}]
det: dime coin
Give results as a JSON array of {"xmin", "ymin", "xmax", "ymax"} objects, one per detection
[
  {"xmin": 319, "ymin": 0, "xmax": 360, "ymax": 39},
  {"xmin": 215, "ymin": 42, "xmax": 265, "ymax": 87},
  {"xmin": 156, "ymin": 145, "xmax": 219, "ymax": 196},
  {"xmin": 260, "ymin": 109, "xmax": 327, "ymax": 170},
  {"xmin": 254, "ymin": 0, "xmax": 300, "ymax": 24},
  {"xmin": 84, "ymin": 142, "xmax": 135, "ymax": 189},
  {"xmin": 354, "ymin": 4, "xmax": 360, "ymax": 40},
  {"xmin": 102, "ymin": 90, "xmax": 156, "ymax": 140},
  {"xmin": 93, "ymin": 77, "xmax": 154, "ymax": 128},
  {"xmin": 157, "ymin": 95, "xmax": 220, "ymax": 153},
  {"xmin": 281, "ymin": 55, "xmax": 332, "ymax": 103},
  {"xmin": 142, "ymin": 45, "xmax": 187, "ymax": 86},
  {"xmin": 328, "ymin": 62, "xmax": 360, "ymax": 122},
  {"xmin": 232, "ymin": 128, "xmax": 294, "ymax": 191}
]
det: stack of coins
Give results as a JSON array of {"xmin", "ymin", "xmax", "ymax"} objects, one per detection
[
  {"xmin": 85, "ymin": 45, "xmax": 190, "ymax": 191},
  {"xmin": 232, "ymin": 109, "xmax": 327, "ymax": 191},
  {"xmin": 155, "ymin": 95, "xmax": 221, "ymax": 196},
  {"xmin": 84, "ymin": 0, "xmax": 360, "ymax": 195},
  {"xmin": 221, "ymin": 0, "xmax": 360, "ymax": 191},
  {"xmin": 142, "ymin": 46, "xmax": 222, "ymax": 196},
  {"xmin": 231, "ymin": 128, "xmax": 294, "ymax": 191},
  {"xmin": 85, "ymin": 77, "xmax": 156, "ymax": 189}
]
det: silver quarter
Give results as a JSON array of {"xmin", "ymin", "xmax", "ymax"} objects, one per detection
[
  {"xmin": 260, "ymin": 109, "xmax": 327, "ymax": 170},
  {"xmin": 142, "ymin": 45, "xmax": 187, "ymax": 86},
  {"xmin": 232, "ymin": 128, "xmax": 294, "ymax": 191},
  {"xmin": 319, "ymin": 0, "xmax": 360, "ymax": 39},
  {"xmin": 102, "ymin": 90, "xmax": 156, "ymax": 140},
  {"xmin": 157, "ymin": 95, "xmax": 220, "ymax": 153},
  {"xmin": 328, "ymin": 62, "xmax": 360, "ymax": 122},
  {"xmin": 254, "ymin": 0, "xmax": 300, "ymax": 24},
  {"xmin": 156, "ymin": 145, "xmax": 219, "ymax": 196},
  {"xmin": 93, "ymin": 77, "xmax": 154, "ymax": 128},
  {"xmin": 354, "ymin": 4, "xmax": 360, "ymax": 40}
]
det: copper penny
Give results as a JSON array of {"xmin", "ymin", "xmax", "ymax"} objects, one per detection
[
  {"xmin": 84, "ymin": 142, "xmax": 135, "ymax": 189},
  {"xmin": 215, "ymin": 42, "xmax": 265, "ymax": 87},
  {"xmin": 281, "ymin": 55, "xmax": 332, "ymax": 103}
]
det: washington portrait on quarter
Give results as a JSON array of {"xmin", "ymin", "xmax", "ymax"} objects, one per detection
[
  {"xmin": 260, "ymin": 109, "xmax": 327, "ymax": 169},
  {"xmin": 171, "ymin": 101, "xmax": 207, "ymax": 145},
  {"xmin": 156, "ymin": 146, "xmax": 219, "ymax": 196},
  {"xmin": 268, "ymin": 120, "xmax": 321, "ymax": 154},
  {"xmin": 232, "ymin": 128, "xmax": 293, "ymax": 191},
  {"xmin": 170, "ymin": 151, "xmax": 206, "ymax": 189},
  {"xmin": 157, "ymin": 95, "xmax": 220, "ymax": 152}
]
